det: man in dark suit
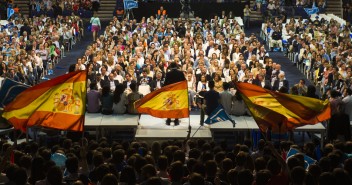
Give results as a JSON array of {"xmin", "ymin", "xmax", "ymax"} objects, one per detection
[
  {"xmin": 272, "ymin": 73, "xmax": 289, "ymax": 92},
  {"xmin": 195, "ymin": 67, "xmax": 212, "ymax": 85},
  {"xmin": 92, "ymin": 57, "xmax": 101, "ymax": 74},
  {"xmin": 123, "ymin": 73, "xmax": 137, "ymax": 90},
  {"xmin": 164, "ymin": 62, "xmax": 186, "ymax": 126},
  {"xmin": 20, "ymin": 22, "xmax": 31, "ymax": 40},
  {"xmin": 252, "ymin": 74, "xmax": 271, "ymax": 88},
  {"xmin": 243, "ymin": 46, "xmax": 257, "ymax": 61},
  {"xmin": 150, "ymin": 71, "xmax": 164, "ymax": 91},
  {"xmin": 103, "ymin": 73, "xmax": 120, "ymax": 91}
]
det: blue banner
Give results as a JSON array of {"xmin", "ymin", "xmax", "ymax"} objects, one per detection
[
  {"xmin": 7, "ymin": 8, "xmax": 14, "ymax": 20},
  {"xmin": 304, "ymin": 3, "xmax": 319, "ymax": 16},
  {"xmin": 205, "ymin": 105, "xmax": 234, "ymax": 125},
  {"xmin": 0, "ymin": 78, "xmax": 29, "ymax": 108},
  {"xmin": 124, "ymin": 0, "xmax": 138, "ymax": 10},
  {"xmin": 286, "ymin": 148, "xmax": 316, "ymax": 169}
]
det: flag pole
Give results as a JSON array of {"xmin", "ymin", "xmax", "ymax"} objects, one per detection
[
  {"xmin": 186, "ymin": 80, "xmax": 191, "ymax": 141},
  {"xmin": 82, "ymin": 69, "xmax": 88, "ymax": 140}
]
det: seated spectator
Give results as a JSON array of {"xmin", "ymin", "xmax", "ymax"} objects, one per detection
[
  {"xmin": 270, "ymin": 27, "xmax": 283, "ymax": 51},
  {"xmin": 273, "ymin": 73, "xmax": 289, "ymax": 92},
  {"xmin": 127, "ymin": 81, "xmax": 143, "ymax": 114},
  {"xmin": 87, "ymin": 83, "xmax": 101, "ymax": 113},
  {"xmin": 100, "ymin": 86, "xmax": 113, "ymax": 115},
  {"xmin": 113, "ymin": 84, "xmax": 127, "ymax": 114}
]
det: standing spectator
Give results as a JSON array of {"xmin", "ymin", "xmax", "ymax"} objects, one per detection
[
  {"xmin": 330, "ymin": 90, "xmax": 343, "ymax": 116},
  {"xmin": 113, "ymin": 84, "xmax": 127, "ymax": 114},
  {"xmin": 90, "ymin": 14, "xmax": 101, "ymax": 41},
  {"xmin": 204, "ymin": 81, "xmax": 220, "ymax": 116},
  {"xmin": 20, "ymin": 22, "xmax": 31, "ymax": 40},
  {"xmin": 157, "ymin": 6, "xmax": 167, "ymax": 19},
  {"xmin": 220, "ymin": 82, "xmax": 232, "ymax": 115},
  {"xmin": 127, "ymin": 81, "xmax": 143, "ymax": 114},
  {"xmin": 243, "ymin": 5, "xmax": 251, "ymax": 29},
  {"xmin": 342, "ymin": 88, "xmax": 352, "ymax": 121},
  {"xmin": 163, "ymin": 62, "xmax": 186, "ymax": 126}
]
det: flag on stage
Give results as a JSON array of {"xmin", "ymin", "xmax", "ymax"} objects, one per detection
[
  {"xmin": 286, "ymin": 148, "xmax": 316, "ymax": 169},
  {"xmin": 235, "ymin": 82, "xmax": 330, "ymax": 132},
  {"xmin": 0, "ymin": 78, "xmax": 30, "ymax": 108},
  {"xmin": 204, "ymin": 105, "xmax": 234, "ymax": 125},
  {"xmin": 2, "ymin": 70, "xmax": 87, "ymax": 132},
  {"xmin": 135, "ymin": 80, "xmax": 189, "ymax": 118}
]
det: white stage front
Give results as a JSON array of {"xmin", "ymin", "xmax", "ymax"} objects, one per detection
[{"xmin": 0, "ymin": 113, "xmax": 328, "ymax": 146}]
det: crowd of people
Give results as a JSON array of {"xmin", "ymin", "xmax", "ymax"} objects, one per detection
[
  {"xmin": 2, "ymin": 132, "xmax": 352, "ymax": 185},
  {"xmin": 0, "ymin": 13, "xmax": 84, "ymax": 86},
  {"xmin": 28, "ymin": 0, "xmax": 100, "ymax": 17},
  {"xmin": 0, "ymin": 1, "xmax": 352, "ymax": 184},
  {"xmin": 81, "ymin": 13, "xmax": 349, "ymax": 120}
]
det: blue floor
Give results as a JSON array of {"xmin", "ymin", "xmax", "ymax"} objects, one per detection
[{"xmin": 47, "ymin": 21, "xmax": 108, "ymax": 78}]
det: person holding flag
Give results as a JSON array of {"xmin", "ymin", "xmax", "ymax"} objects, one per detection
[{"xmin": 163, "ymin": 62, "xmax": 186, "ymax": 126}]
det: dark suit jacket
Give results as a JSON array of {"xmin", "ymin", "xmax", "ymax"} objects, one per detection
[
  {"xmin": 164, "ymin": 68, "xmax": 185, "ymax": 86},
  {"xmin": 252, "ymin": 79, "xmax": 271, "ymax": 88},
  {"xmin": 123, "ymin": 80, "xmax": 137, "ymax": 89},
  {"xmin": 273, "ymin": 79, "xmax": 289, "ymax": 91},
  {"xmin": 150, "ymin": 79, "xmax": 165, "ymax": 91},
  {"xmin": 101, "ymin": 79, "xmax": 119, "ymax": 89},
  {"xmin": 243, "ymin": 50, "xmax": 257, "ymax": 61},
  {"xmin": 20, "ymin": 25, "xmax": 31, "ymax": 39}
]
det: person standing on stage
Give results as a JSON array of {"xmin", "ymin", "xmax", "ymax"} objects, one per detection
[
  {"xmin": 202, "ymin": 81, "xmax": 220, "ymax": 125},
  {"xmin": 164, "ymin": 62, "xmax": 186, "ymax": 126}
]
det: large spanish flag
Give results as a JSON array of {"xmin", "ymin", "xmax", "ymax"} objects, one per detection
[
  {"xmin": 235, "ymin": 82, "xmax": 330, "ymax": 132},
  {"xmin": 135, "ymin": 80, "xmax": 189, "ymax": 118},
  {"xmin": 2, "ymin": 70, "xmax": 86, "ymax": 132}
]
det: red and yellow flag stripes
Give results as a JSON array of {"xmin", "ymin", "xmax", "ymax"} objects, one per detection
[
  {"xmin": 135, "ymin": 80, "xmax": 189, "ymax": 118},
  {"xmin": 235, "ymin": 82, "xmax": 330, "ymax": 132},
  {"xmin": 2, "ymin": 70, "xmax": 87, "ymax": 132}
]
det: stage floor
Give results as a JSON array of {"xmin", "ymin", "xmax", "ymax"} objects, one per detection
[{"xmin": 136, "ymin": 115, "xmax": 212, "ymax": 139}]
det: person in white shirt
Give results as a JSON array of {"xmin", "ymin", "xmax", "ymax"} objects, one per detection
[
  {"xmin": 207, "ymin": 43, "xmax": 220, "ymax": 59},
  {"xmin": 77, "ymin": 58, "xmax": 86, "ymax": 70},
  {"xmin": 238, "ymin": 63, "xmax": 247, "ymax": 81}
]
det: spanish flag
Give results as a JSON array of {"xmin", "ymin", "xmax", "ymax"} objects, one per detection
[
  {"xmin": 2, "ymin": 70, "xmax": 86, "ymax": 132},
  {"xmin": 235, "ymin": 82, "xmax": 330, "ymax": 132},
  {"xmin": 135, "ymin": 80, "xmax": 189, "ymax": 118}
]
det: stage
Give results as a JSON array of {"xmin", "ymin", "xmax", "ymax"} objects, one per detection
[
  {"xmin": 0, "ymin": 113, "xmax": 331, "ymax": 147},
  {"xmin": 83, "ymin": 113, "xmax": 327, "ymax": 146}
]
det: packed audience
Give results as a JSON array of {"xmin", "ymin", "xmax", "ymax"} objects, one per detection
[
  {"xmin": 2, "ymin": 135, "xmax": 352, "ymax": 185},
  {"xmin": 28, "ymin": 0, "xmax": 99, "ymax": 17},
  {"xmin": 0, "ymin": 13, "xmax": 84, "ymax": 86},
  {"xmin": 264, "ymin": 16, "xmax": 352, "ymax": 97},
  {"xmin": 29, "ymin": 0, "xmax": 98, "ymax": 12},
  {"xmin": 80, "ymin": 13, "xmax": 349, "ymax": 120}
]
